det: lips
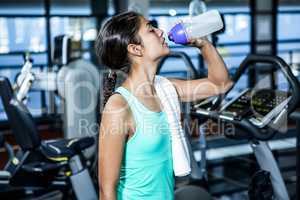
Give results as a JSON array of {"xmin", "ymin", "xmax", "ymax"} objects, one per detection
[{"xmin": 162, "ymin": 37, "xmax": 166, "ymax": 45}]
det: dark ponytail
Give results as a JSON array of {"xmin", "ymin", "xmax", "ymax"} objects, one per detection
[
  {"xmin": 102, "ymin": 70, "xmax": 117, "ymax": 107},
  {"xmin": 95, "ymin": 11, "xmax": 142, "ymax": 108}
]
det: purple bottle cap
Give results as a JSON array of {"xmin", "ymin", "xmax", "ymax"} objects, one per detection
[{"xmin": 168, "ymin": 23, "xmax": 188, "ymax": 44}]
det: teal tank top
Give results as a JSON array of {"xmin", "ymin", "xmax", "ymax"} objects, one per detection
[{"xmin": 115, "ymin": 86, "xmax": 174, "ymax": 200}]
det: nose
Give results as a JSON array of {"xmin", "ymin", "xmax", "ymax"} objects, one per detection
[{"xmin": 155, "ymin": 28, "xmax": 164, "ymax": 38}]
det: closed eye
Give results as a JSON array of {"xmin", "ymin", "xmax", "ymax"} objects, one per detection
[{"xmin": 147, "ymin": 21, "xmax": 156, "ymax": 32}]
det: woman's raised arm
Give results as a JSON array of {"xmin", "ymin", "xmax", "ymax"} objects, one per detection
[{"xmin": 169, "ymin": 39, "xmax": 233, "ymax": 102}]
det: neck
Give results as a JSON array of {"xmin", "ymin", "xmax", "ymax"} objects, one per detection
[{"xmin": 124, "ymin": 59, "xmax": 159, "ymax": 96}]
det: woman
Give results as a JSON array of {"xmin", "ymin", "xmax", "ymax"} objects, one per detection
[{"xmin": 96, "ymin": 11, "xmax": 232, "ymax": 200}]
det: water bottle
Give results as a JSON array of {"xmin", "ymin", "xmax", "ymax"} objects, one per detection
[
  {"xmin": 188, "ymin": 0, "xmax": 212, "ymax": 42},
  {"xmin": 189, "ymin": 0, "xmax": 207, "ymax": 17},
  {"xmin": 168, "ymin": 10, "xmax": 224, "ymax": 44}
]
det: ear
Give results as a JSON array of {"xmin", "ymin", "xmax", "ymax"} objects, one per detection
[{"xmin": 127, "ymin": 44, "xmax": 143, "ymax": 57}]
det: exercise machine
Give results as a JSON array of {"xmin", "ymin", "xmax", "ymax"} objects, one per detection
[
  {"xmin": 192, "ymin": 54, "xmax": 300, "ymax": 200},
  {"xmin": 14, "ymin": 35, "xmax": 100, "ymax": 158},
  {"xmin": 0, "ymin": 35, "xmax": 100, "ymax": 199},
  {"xmin": 0, "ymin": 75, "xmax": 98, "ymax": 199}
]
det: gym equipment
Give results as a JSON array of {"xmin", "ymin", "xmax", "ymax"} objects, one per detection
[
  {"xmin": 157, "ymin": 51, "xmax": 201, "ymax": 79},
  {"xmin": 14, "ymin": 35, "xmax": 100, "ymax": 158},
  {"xmin": 290, "ymin": 111, "xmax": 300, "ymax": 200},
  {"xmin": 0, "ymin": 76, "xmax": 98, "ymax": 200},
  {"xmin": 54, "ymin": 35, "xmax": 100, "ymax": 144},
  {"xmin": 0, "ymin": 35, "xmax": 100, "ymax": 199},
  {"xmin": 14, "ymin": 52, "xmax": 35, "ymax": 102},
  {"xmin": 193, "ymin": 54, "xmax": 300, "ymax": 200}
]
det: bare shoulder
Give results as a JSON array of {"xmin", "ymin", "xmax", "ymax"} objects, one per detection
[
  {"xmin": 102, "ymin": 93, "xmax": 130, "ymax": 118},
  {"xmin": 100, "ymin": 93, "xmax": 132, "ymax": 138}
]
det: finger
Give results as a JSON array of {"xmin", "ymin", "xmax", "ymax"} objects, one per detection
[
  {"xmin": 188, "ymin": 38, "xmax": 197, "ymax": 43},
  {"xmin": 200, "ymin": 36, "xmax": 208, "ymax": 41}
]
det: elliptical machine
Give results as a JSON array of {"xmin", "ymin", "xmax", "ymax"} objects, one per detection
[
  {"xmin": 12, "ymin": 35, "xmax": 100, "ymax": 160},
  {"xmin": 0, "ymin": 76, "xmax": 98, "ymax": 199},
  {"xmin": 193, "ymin": 54, "xmax": 300, "ymax": 200},
  {"xmin": 0, "ymin": 36, "xmax": 99, "ymax": 199}
]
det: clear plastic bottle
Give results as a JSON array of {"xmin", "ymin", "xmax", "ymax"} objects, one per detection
[
  {"xmin": 189, "ymin": 0, "xmax": 207, "ymax": 17},
  {"xmin": 168, "ymin": 10, "xmax": 223, "ymax": 44},
  {"xmin": 189, "ymin": 0, "xmax": 212, "ymax": 42}
]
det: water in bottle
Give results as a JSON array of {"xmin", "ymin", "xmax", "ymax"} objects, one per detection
[
  {"xmin": 168, "ymin": 10, "xmax": 223, "ymax": 44},
  {"xmin": 189, "ymin": 0, "xmax": 207, "ymax": 17},
  {"xmin": 188, "ymin": 0, "xmax": 212, "ymax": 42}
]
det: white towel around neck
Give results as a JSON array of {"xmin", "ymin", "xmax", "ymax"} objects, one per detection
[{"xmin": 154, "ymin": 75, "xmax": 191, "ymax": 177}]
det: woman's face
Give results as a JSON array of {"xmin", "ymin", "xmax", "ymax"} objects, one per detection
[{"xmin": 138, "ymin": 17, "xmax": 170, "ymax": 60}]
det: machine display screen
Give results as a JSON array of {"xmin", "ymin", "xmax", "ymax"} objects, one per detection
[
  {"xmin": 251, "ymin": 89, "xmax": 289, "ymax": 116},
  {"xmin": 222, "ymin": 89, "xmax": 290, "ymax": 120},
  {"xmin": 222, "ymin": 90, "xmax": 252, "ymax": 118}
]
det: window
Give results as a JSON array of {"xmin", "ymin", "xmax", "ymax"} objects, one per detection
[
  {"xmin": 50, "ymin": 0, "xmax": 92, "ymax": 15},
  {"xmin": 0, "ymin": 0, "xmax": 44, "ymax": 15},
  {"xmin": 0, "ymin": 18, "xmax": 46, "ymax": 53},
  {"xmin": 0, "ymin": 2, "xmax": 101, "ymax": 121},
  {"xmin": 277, "ymin": 9, "xmax": 300, "ymax": 67}
]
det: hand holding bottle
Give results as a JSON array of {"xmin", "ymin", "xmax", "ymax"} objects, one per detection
[{"xmin": 186, "ymin": 37, "xmax": 210, "ymax": 48}]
